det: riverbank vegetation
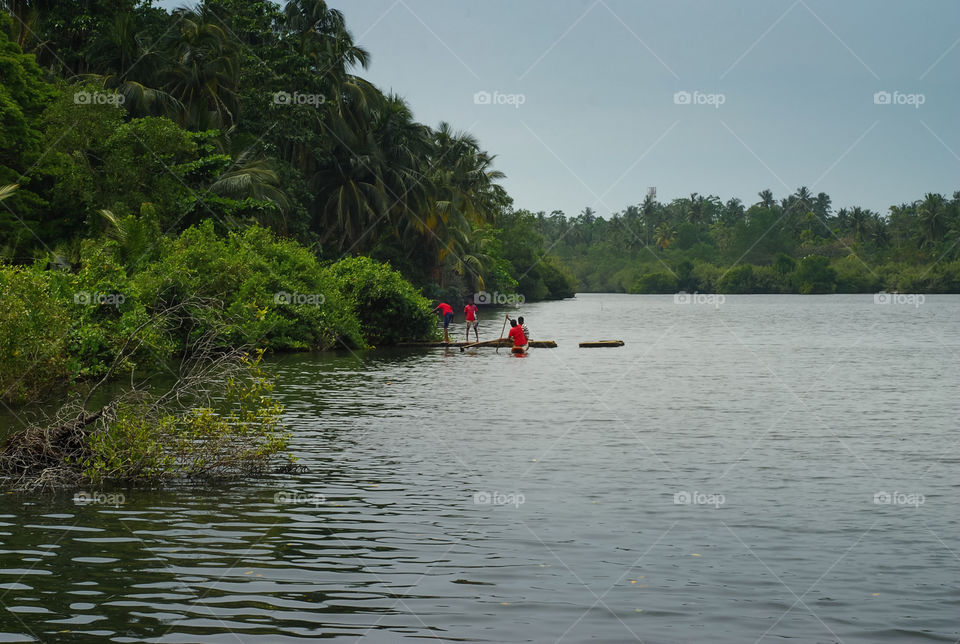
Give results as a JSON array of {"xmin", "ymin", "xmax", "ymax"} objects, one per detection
[
  {"xmin": 0, "ymin": 1, "xmax": 575, "ymax": 300},
  {"xmin": 533, "ymin": 189, "xmax": 960, "ymax": 294},
  {"xmin": 0, "ymin": 0, "xmax": 576, "ymax": 485},
  {"xmin": 0, "ymin": 334, "xmax": 294, "ymax": 489},
  {"xmin": 0, "ymin": 0, "xmax": 576, "ymax": 408}
]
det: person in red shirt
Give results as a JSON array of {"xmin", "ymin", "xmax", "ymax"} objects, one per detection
[
  {"xmin": 433, "ymin": 302, "xmax": 454, "ymax": 342},
  {"xmin": 463, "ymin": 301, "xmax": 479, "ymax": 342},
  {"xmin": 507, "ymin": 318, "xmax": 527, "ymax": 351}
]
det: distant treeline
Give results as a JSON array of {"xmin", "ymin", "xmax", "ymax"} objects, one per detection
[{"xmin": 521, "ymin": 188, "xmax": 960, "ymax": 293}]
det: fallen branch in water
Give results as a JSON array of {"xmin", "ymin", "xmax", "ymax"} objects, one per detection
[{"xmin": 0, "ymin": 299, "xmax": 295, "ymax": 491}]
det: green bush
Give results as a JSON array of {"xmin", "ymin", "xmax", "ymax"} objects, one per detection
[
  {"xmin": 325, "ymin": 256, "xmax": 437, "ymax": 346},
  {"xmin": 0, "ymin": 222, "xmax": 465, "ymax": 406},
  {"xmin": 539, "ymin": 255, "xmax": 577, "ymax": 299},
  {"xmin": 0, "ymin": 265, "xmax": 71, "ymax": 403},
  {"xmin": 794, "ymin": 255, "xmax": 837, "ymax": 294},
  {"xmin": 134, "ymin": 222, "xmax": 364, "ymax": 351},
  {"xmin": 834, "ymin": 256, "xmax": 883, "ymax": 293},
  {"xmin": 718, "ymin": 264, "xmax": 756, "ymax": 293},
  {"xmin": 691, "ymin": 261, "xmax": 721, "ymax": 292},
  {"xmin": 631, "ymin": 271, "xmax": 678, "ymax": 294}
]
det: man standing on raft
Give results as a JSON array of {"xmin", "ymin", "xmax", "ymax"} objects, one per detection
[
  {"xmin": 464, "ymin": 301, "xmax": 479, "ymax": 343},
  {"xmin": 433, "ymin": 302, "xmax": 454, "ymax": 343}
]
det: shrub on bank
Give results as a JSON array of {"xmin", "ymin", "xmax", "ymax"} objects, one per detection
[
  {"xmin": 0, "ymin": 224, "xmax": 440, "ymax": 405},
  {"xmin": 133, "ymin": 222, "xmax": 364, "ymax": 351},
  {"xmin": 0, "ymin": 266, "xmax": 71, "ymax": 404},
  {"xmin": 325, "ymin": 256, "xmax": 438, "ymax": 346},
  {"xmin": 631, "ymin": 271, "xmax": 678, "ymax": 294}
]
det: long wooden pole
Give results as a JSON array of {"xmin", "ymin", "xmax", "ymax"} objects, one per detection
[
  {"xmin": 495, "ymin": 313, "xmax": 509, "ymax": 354},
  {"xmin": 460, "ymin": 338, "xmax": 505, "ymax": 351}
]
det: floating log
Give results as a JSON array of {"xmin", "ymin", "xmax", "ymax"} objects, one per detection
[
  {"xmin": 396, "ymin": 340, "xmax": 557, "ymax": 348},
  {"xmin": 578, "ymin": 340, "xmax": 624, "ymax": 348}
]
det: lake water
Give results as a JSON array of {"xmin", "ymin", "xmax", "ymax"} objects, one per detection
[{"xmin": 1, "ymin": 294, "xmax": 959, "ymax": 643}]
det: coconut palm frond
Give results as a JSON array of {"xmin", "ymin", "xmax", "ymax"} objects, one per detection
[{"xmin": 0, "ymin": 184, "xmax": 19, "ymax": 202}]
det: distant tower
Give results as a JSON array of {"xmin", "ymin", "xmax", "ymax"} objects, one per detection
[{"xmin": 647, "ymin": 187, "xmax": 656, "ymax": 199}]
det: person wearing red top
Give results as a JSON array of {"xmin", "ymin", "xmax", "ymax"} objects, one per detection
[
  {"xmin": 463, "ymin": 302, "xmax": 479, "ymax": 342},
  {"xmin": 507, "ymin": 318, "xmax": 527, "ymax": 351},
  {"xmin": 433, "ymin": 302, "xmax": 454, "ymax": 343}
]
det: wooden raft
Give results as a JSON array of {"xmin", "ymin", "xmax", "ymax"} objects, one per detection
[
  {"xmin": 578, "ymin": 340, "xmax": 625, "ymax": 348},
  {"xmin": 397, "ymin": 340, "xmax": 557, "ymax": 348}
]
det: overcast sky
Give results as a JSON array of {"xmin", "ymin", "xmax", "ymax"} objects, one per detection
[{"xmin": 157, "ymin": 0, "xmax": 960, "ymax": 217}]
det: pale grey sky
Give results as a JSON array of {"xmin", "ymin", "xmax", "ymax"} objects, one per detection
[{"xmin": 158, "ymin": 0, "xmax": 960, "ymax": 216}]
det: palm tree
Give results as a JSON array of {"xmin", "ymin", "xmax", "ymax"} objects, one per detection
[
  {"xmin": 918, "ymin": 193, "xmax": 947, "ymax": 249},
  {"xmin": 757, "ymin": 189, "xmax": 776, "ymax": 209},
  {"xmin": 867, "ymin": 213, "xmax": 889, "ymax": 248},
  {"xmin": 791, "ymin": 186, "xmax": 813, "ymax": 213},
  {"xmin": 159, "ymin": 8, "xmax": 241, "ymax": 131},
  {"xmin": 283, "ymin": 0, "xmax": 370, "ymax": 75},
  {"xmin": 918, "ymin": 193, "xmax": 947, "ymax": 245},
  {"xmin": 653, "ymin": 222, "xmax": 675, "ymax": 250},
  {"xmin": 722, "ymin": 197, "xmax": 744, "ymax": 225},
  {"xmin": 834, "ymin": 208, "xmax": 850, "ymax": 235},
  {"xmin": 686, "ymin": 192, "xmax": 706, "ymax": 224},
  {"xmin": 813, "ymin": 192, "xmax": 832, "ymax": 219},
  {"xmin": 848, "ymin": 207, "xmax": 869, "ymax": 242},
  {"xmin": 209, "ymin": 155, "xmax": 289, "ymax": 205}
]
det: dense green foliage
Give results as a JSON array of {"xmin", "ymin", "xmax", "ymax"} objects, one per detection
[
  {"xmin": 532, "ymin": 189, "xmax": 960, "ymax": 294},
  {"xmin": 0, "ymin": 264, "xmax": 72, "ymax": 403},
  {"xmin": 0, "ymin": 221, "xmax": 439, "ymax": 404},
  {"xmin": 0, "ymin": 0, "xmax": 577, "ymax": 486},
  {"xmin": 0, "ymin": 0, "xmax": 581, "ymax": 409},
  {"xmin": 0, "ymin": 0, "xmax": 574, "ymax": 301},
  {"xmin": 325, "ymin": 256, "xmax": 436, "ymax": 346}
]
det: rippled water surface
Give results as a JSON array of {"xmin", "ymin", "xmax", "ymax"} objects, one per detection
[{"xmin": 2, "ymin": 294, "xmax": 959, "ymax": 643}]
